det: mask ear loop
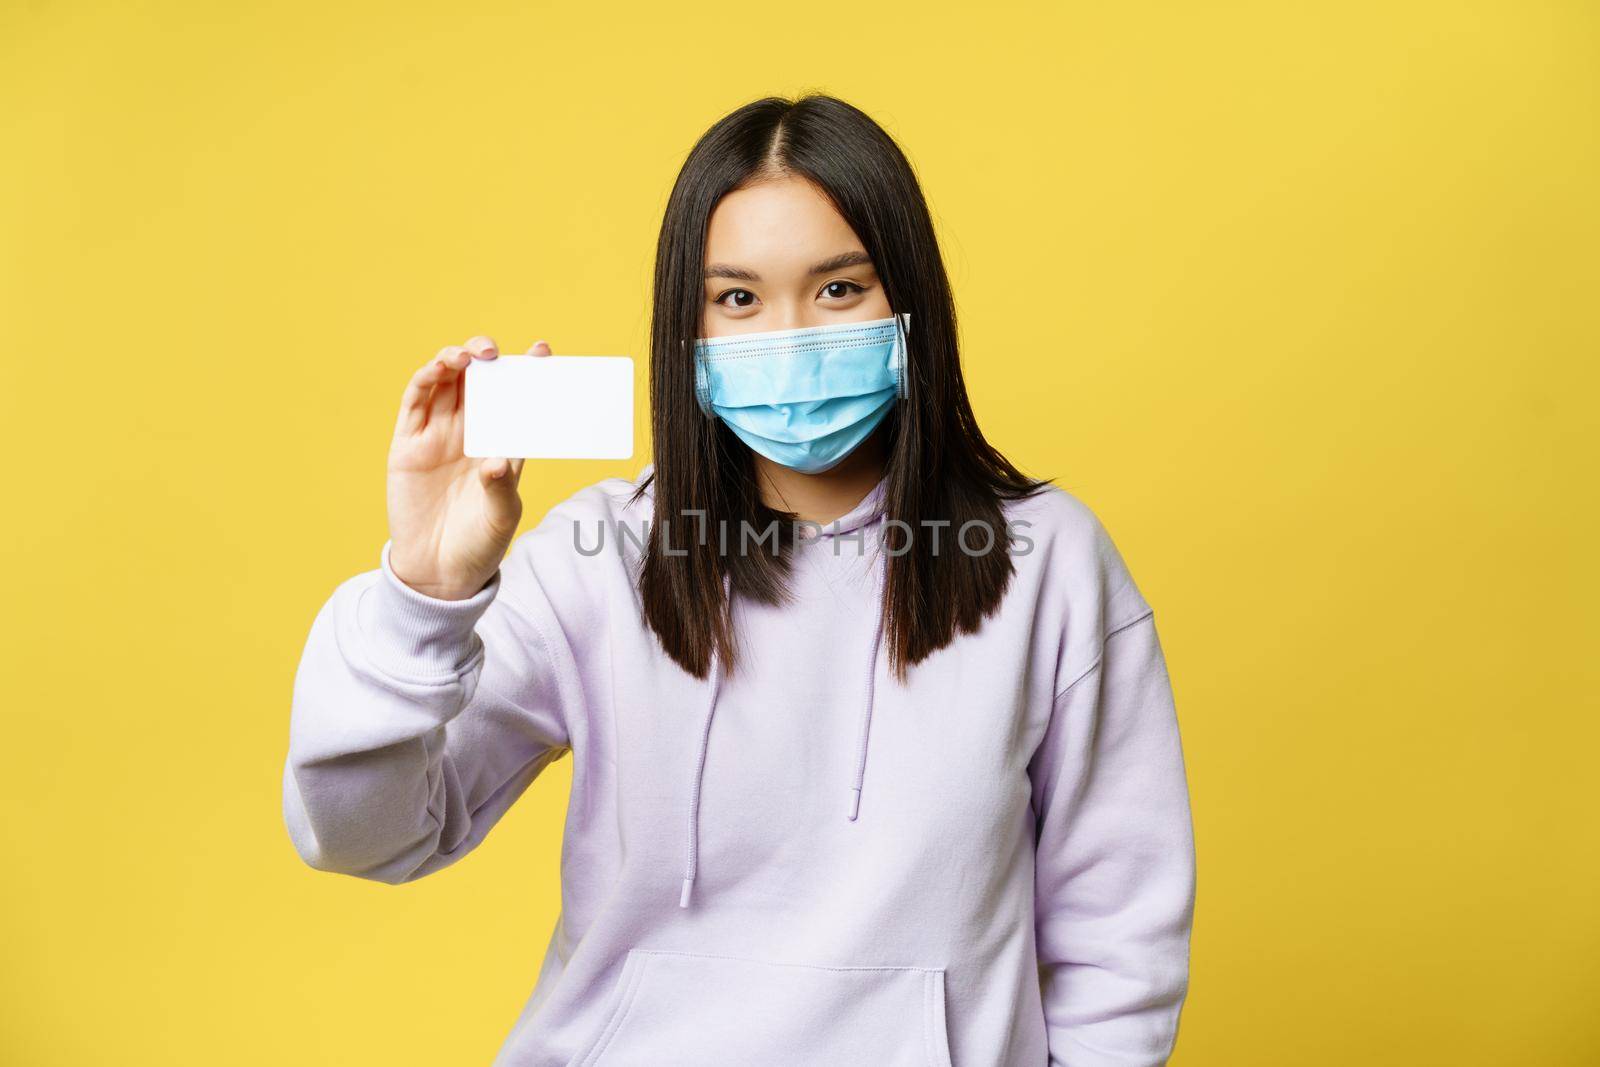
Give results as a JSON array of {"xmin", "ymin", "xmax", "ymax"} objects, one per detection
[
  {"xmin": 693, "ymin": 344, "xmax": 715, "ymax": 416},
  {"xmin": 891, "ymin": 312, "xmax": 912, "ymax": 400}
]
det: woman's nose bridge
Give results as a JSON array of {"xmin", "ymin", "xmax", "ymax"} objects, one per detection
[{"xmin": 770, "ymin": 299, "xmax": 826, "ymax": 332}]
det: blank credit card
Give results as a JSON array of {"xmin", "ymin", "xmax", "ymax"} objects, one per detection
[{"xmin": 464, "ymin": 355, "xmax": 634, "ymax": 460}]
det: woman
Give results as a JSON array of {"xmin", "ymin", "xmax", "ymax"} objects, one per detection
[{"xmin": 283, "ymin": 93, "xmax": 1196, "ymax": 1066}]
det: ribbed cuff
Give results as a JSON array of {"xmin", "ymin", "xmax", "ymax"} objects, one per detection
[{"xmin": 359, "ymin": 538, "xmax": 503, "ymax": 676}]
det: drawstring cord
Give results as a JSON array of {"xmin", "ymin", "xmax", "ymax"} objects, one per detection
[
  {"xmin": 681, "ymin": 572, "xmax": 732, "ymax": 909},
  {"xmin": 680, "ymin": 519, "xmax": 889, "ymax": 907},
  {"xmin": 848, "ymin": 543, "xmax": 889, "ymax": 820}
]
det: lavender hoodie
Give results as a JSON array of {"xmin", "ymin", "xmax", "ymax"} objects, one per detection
[{"xmin": 282, "ymin": 464, "xmax": 1196, "ymax": 1066}]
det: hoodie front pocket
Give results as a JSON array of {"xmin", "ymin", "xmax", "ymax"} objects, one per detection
[{"xmin": 571, "ymin": 948, "xmax": 953, "ymax": 1067}]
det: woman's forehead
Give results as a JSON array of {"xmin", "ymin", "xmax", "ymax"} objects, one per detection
[{"xmin": 705, "ymin": 178, "xmax": 862, "ymax": 268}]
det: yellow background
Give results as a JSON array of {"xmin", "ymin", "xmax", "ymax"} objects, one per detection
[{"xmin": 3, "ymin": 1, "xmax": 1596, "ymax": 1063}]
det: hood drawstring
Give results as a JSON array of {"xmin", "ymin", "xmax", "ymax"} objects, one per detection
[
  {"xmin": 679, "ymin": 521, "xmax": 890, "ymax": 908},
  {"xmin": 680, "ymin": 572, "xmax": 732, "ymax": 909},
  {"xmin": 848, "ymin": 552, "xmax": 889, "ymax": 821}
]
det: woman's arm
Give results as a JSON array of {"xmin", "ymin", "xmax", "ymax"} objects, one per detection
[
  {"xmin": 281, "ymin": 536, "xmax": 574, "ymax": 885},
  {"xmin": 1029, "ymin": 610, "xmax": 1197, "ymax": 1066}
]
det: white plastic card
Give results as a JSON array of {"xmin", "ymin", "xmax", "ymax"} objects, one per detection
[{"xmin": 463, "ymin": 355, "xmax": 634, "ymax": 459}]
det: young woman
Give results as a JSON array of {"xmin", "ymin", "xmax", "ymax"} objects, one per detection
[{"xmin": 283, "ymin": 93, "xmax": 1196, "ymax": 1066}]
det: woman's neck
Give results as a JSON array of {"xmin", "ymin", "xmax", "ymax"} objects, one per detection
[{"xmin": 752, "ymin": 426, "xmax": 889, "ymax": 526}]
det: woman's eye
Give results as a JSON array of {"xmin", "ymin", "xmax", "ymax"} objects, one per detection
[
  {"xmin": 822, "ymin": 281, "xmax": 866, "ymax": 300},
  {"xmin": 714, "ymin": 289, "xmax": 757, "ymax": 308}
]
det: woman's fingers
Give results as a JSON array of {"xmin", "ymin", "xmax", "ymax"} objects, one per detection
[
  {"xmin": 395, "ymin": 335, "xmax": 518, "ymax": 438},
  {"xmin": 397, "ymin": 346, "xmax": 466, "ymax": 435},
  {"xmin": 429, "ymin": 337, "xmax": 498, "ymax": 422},
  {"xmin": 527, "ymin": 339, "xmax": 553, "ymax": 356},
  {"xmin": 465, "ymin": 335, "xmax": 500, "ymax": 360},
  {"xmin": 427, "ymin": 344, "xmax": 473, "ymax": 423}
]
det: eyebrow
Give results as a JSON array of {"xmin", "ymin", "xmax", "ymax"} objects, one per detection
[{"xmin": 703, "ymin": 249, "xmax": 874, "ymax": 283}]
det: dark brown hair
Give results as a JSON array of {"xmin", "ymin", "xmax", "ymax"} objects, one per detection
[{"xmin": 633, "ymin": 92, "xmax": 1051, "ymax": 682}]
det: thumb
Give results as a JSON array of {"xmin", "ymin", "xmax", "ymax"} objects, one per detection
[{"xmin": 479, "ymin": 456, "xmax": 523, "ymax": 519}]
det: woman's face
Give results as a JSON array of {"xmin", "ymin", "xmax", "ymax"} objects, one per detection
[{"xmin": 700, "ymin": 175, "xmax": 892, "ymax": 339}]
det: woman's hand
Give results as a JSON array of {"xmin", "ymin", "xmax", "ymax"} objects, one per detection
[{"xmin": 386, "ymin": 335, "xmax": 553, "ymax": 600}]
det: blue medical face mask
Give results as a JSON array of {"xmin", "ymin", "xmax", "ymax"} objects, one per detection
[{"xmin": 694, "ymin": 312, "xmax": 911, "ymax": 474}]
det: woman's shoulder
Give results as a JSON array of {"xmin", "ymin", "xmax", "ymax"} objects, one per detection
[
  {"xmin": 498, "ymin": 465, "xmax": 655, "ymax": 608},
  {"xmin": 539, "ymin": 464, "xmax": 653, "ymax": 524},
  {"xmin": 1003, "ymin": 478, "xmax": 1136, "ymax": 569},
  {"xmin": 520, "ymin": 463, "xmax": 652, "ymax": 538},
  {"xmin": 1002, "ymin": 478, "xmax": 1107, "ymax": 551},
  {"xmin": 1001, "ymin": 479, "xmax": 1156, "ymax": 662}
]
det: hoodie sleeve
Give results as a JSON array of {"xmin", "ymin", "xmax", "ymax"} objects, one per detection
[
  {"xmin": 1029, "ymin": 609, "xmax": 1197, "ymax": 1066},
  {"xmin": 281, "ymin": 534, "xmax": 577, "ymax": 885}
]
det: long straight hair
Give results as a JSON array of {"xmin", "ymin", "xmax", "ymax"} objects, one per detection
[{"xmin": 633, "ymin": 92, "xmax": 1051, "ymax": 682}]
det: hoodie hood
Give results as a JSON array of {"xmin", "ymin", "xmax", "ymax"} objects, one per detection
[{"xmin": 633, "ymin": 464, "xmax": 891, "ymax": 907}]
